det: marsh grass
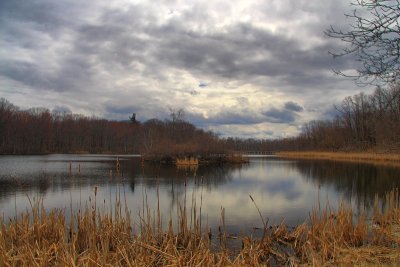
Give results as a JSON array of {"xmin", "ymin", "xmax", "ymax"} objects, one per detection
[
  {"xmin": 1, "ymin": 187, "xmax": 399, "ymax": 266},
  {"xmin": 277, "ymin": 151, "xmax": 400, "ymax": 167},
  {"xmin": 176, "ymin": 157, "xmax": 199, "ymax": 166}
]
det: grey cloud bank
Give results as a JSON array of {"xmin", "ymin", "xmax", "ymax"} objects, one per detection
[{"xmin": 0, "ymin": 0, "xmax": 372, "ymax": 138}]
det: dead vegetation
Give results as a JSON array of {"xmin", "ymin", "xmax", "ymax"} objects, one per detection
[
  {"xmin": 1, "ymin": 188, "xmax": 399, "ymax": 266},
  {"xmin": 176, "ymin": 157, "xmax": 199, "ymax": 166},
  {"xmin": 277, "ymin": 151, "xmax": 400, "ymax": 167}
]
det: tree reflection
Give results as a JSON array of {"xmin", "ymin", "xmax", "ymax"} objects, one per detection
[
  {"xmin": 0, "ymin": 175, "xmax": 50, "ymax": 200},
  {"xmin": 291, "ymin": 160, "xmax": 400, "ymax": 209},
  {"xmin": 124, "ymin": 159, "xmax": 240, "ymax": 192}
]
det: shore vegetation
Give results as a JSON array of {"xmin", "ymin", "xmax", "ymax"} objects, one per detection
[
  {"xmin": 1, "ymin": 188, "xmax": 399, "ymax": 266},
  {"xmin": 277, "ymin": 151, "xmax": 400, "ymax": 167}
]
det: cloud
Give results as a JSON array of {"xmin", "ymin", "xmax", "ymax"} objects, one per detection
[
  {"xmin": 0, "ymin": 60, "xmax": 48, "ymax": 89},
  {"xmin": 105, "ymin": 105, "xmax": 136, "ymax": 116},
  {"xmin": 198, "ymin": 82, "xmax": 208, "ymax": 88},
  {"xmin": 211, "ymin": 111, "xmax": 265, "ymax": 125},
  {"xmin": 264, "ymin": 179, "xmax": 302, "ymax": 201},
  {"xmin": 142, "ymin": 21, "xmax": 352, "ymax": 87},
  {"xmin": 52, "ymin": 105, "xmax": 72, "ymax": 114},
  {"xmin": 0, "ymin": 0, "xmax": 365, "ymax": 138},
  {"xmin": 263, "ymin": 108, "xmax": 297, "ymax": 124},
  {"xmin": 187, "ymin": 101, "xmax": 304, "ymax": 128},
  {"xmin": 284, "ymin": 101, "xmax": 304, "ymax": 112}
]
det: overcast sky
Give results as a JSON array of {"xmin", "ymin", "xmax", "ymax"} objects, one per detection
[{"xmin": 0, "ymin": 0, "xmax": 374, "ymax": 138}]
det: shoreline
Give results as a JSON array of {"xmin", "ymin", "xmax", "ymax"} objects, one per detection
[{"xmin": 277, "ymin": 151, "xmax": 400, "ymax": 167}]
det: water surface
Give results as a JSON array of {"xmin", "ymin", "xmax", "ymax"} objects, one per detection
[{"xmin": 1, "ymin": 154, "xmax": 399, "ymax": 238}]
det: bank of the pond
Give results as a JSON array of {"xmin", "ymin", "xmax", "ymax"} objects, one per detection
[
  {"xmin": 1, "ymin": 189, "xmax": 399, "ymax": 266},
  {"xmin": 277, "ymin": 151, "xmax": 400, "ymax": 166}
]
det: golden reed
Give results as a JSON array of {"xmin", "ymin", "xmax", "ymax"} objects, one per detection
[
  {"xmin": 277, "ymin": 151, "xmax": 400, "ymax": 167},
  {"xmin": 1, "ymin": 188, "xmax": 399, "ymax": 266}
]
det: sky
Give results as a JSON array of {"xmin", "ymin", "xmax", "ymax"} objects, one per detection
[{"xmin": 0, "ymin": 0, "xmax": 374, "ymax": 139}]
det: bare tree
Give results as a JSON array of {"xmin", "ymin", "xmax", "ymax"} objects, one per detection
[
  {"xmin": 168, "ymin": 107, "xmax": 185, "ymax": 122},
  {"xmin": 326, "ymin": 0, "xmax": 400, "ymax": 85}
]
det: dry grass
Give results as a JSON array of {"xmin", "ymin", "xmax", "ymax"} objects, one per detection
[
  {"xmin": 1, "ymin": 188, "xmax": 399, "ymax": 266},
  {"xmin": 226, "ymin": 154, "xmax": 249, "ymax": 164},
  {"xmin": 176, "ymin": 157, "xmax": 199, "ymax": 166},
  {"xmin": 277, "ymin": 151, "xmax": 400, "ymax": 167}
]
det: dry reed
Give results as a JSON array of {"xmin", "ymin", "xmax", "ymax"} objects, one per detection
[
  {"xmin": 1, "ymin": 188, "xmax": 399, "ymax": 266},
  {"xmin": 176, "ymin": 157, "xmax": 199, "ymax": 166},
  {"xmin": 277, "ymin": 151, "xmax": 400, "ymax": 167}
]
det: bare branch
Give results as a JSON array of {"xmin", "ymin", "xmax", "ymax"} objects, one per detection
[{"xmin": 326, "ymin": 0, "xmax": 400, "ymax": 85}]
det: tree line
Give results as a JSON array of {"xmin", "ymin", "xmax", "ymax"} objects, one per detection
[
  {"xmin": 212, "ymin": 83, "xmax": 400, "ymax": 153},
  {"xmin": 271, "ymin": 83, "xmax": 400, "ymax": 152},
  {"xmin": 0, "ymin": 99, "xmax": 224, "ymax": 155},
  {"xmin": 1, "ymin": 83, "xmax": 399, "ymax": 155}
]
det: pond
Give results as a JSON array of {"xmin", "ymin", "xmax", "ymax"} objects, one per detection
[{"xmin": 1, "ymin": 154, "xmax": 400, "ymax": 242}]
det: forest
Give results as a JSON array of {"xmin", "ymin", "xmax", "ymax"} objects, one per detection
[
  {"xmin": 204, "ymin": 83, "xmax": 400, "ymax": 153},
  {"xmin": 0, "ymin": 99, "xmax": 224, "ymax": 155},
  {"xmin": 285, "ymin": 83, "xmax": 400, "ymax": 152},
  {"xmin": 1, "ymin": 83, "xmax": 399, "ymax": 155}
]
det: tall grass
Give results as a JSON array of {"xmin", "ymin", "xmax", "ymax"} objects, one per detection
[
  {"xmin": 1, "ymin": 188, "xmax": 399, "ymax": 266},
  {"xmin": 277, "ymin": 151, "xmax": 400, "ymax": 166}
]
